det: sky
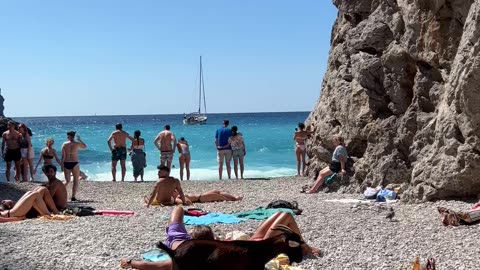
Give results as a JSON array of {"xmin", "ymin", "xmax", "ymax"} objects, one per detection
[{"xmin": 0, "ymin": 1, "xmax": 338, "ymax": 117}]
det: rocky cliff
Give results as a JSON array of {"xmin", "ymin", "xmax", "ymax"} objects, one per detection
[{"xmin": 306, "ymin": 0, "xmax": 480, "ymax": 201}]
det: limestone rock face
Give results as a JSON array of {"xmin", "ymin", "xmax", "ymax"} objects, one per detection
[
  {"xmin": 0, "ymin": 90, "xmax": 4, "ymax": 117},
  {"xmin": 306, "ymin": 0, "xmax": 480, "ymax": 201}
]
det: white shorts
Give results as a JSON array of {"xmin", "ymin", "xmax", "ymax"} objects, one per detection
[
  {"xmin": 217, "ymin": 149, "xmax": 232, "ymax": 163},
  {"xmin": 21, "ymin": 148, "xmax": 35, "ymax": 159}
]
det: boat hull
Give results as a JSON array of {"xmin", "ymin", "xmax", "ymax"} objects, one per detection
[{"xmin": 183, "ymin": 115, "xmax": 208, "ymax": 125}]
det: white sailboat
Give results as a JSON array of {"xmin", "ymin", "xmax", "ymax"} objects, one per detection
[{"xmin": 183, "ymin": 56, "xmax": 208, "ymax": 125}]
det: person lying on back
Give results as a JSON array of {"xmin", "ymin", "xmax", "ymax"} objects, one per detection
[{"xmin": 145, "ymin": 165, "xmax": 186, "ymax": 207}]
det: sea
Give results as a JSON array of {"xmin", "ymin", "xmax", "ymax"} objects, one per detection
[{"xmin": 3, "ymin": 112, "xmax": 310, "ymax": 182}]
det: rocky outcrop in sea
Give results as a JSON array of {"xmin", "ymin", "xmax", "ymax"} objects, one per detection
[{"xmin": 306, "ymin": 0, "xmax": 480, "ymax": 201}]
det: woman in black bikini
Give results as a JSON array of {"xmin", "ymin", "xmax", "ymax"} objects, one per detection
[
  {"xmin": 18, "ymin": 123, "xmax": 35, "ymax": 182},
  {"xmin": 34, "ymin": 138, "xmax": 62, "ymax": 176}
]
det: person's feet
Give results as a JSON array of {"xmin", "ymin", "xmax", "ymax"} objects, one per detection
[
  {"xmin": 71, "ymin": 197, "xmax": 78, "ymax": 202},
  {"xmin": 305, "ymin": 189, "xmax": 319, "ymax": 194},
  {"xmin": 235, "ymin": 195, "xmax": 244, "ymax": 201}
]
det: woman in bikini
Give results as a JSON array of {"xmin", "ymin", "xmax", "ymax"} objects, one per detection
[
  {"xmin": 176, "ymin": 137, "xmax": 191, "ymax": 181},
  {"xmin": 293, "ymin": 123, "xmax": 315, "ymax": 176},
  {"xmin": 129, "ymin": 130, "xmax": 146, "ymax": 182},
  {"xmin": 34, "ymin": 138, "xmax": 62, "ymax": 176},
  {"xmin": 228, "ymin": 126, "xmax": 246, "ymax": 179},
  {"xmin": 175, "ymin": 189, "xmax": 244, "ymax": 205},
  {"xmin": 0, "ymin": 186, "xmax": 61, "ymax": 222},
  {"xmin": 18, "ymin": 123, "xmax": 35, "ymax": 182}
]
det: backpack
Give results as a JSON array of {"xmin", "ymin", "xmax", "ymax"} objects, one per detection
[{"xmin": 266, "ymin": 200, "xmax": 303, "ymax": 215}]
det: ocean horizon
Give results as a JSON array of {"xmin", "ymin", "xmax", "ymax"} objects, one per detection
[{"xmin": 2, "ymin": 111, "xmax": 310, "ymax": 182}]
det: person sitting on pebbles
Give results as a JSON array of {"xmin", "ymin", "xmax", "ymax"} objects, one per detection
[
  {"xmin": 145, "ymin": 165, "xmax": 187, "ymax": 207},
  {"xmin": 120, "ymin": 207, "xmax": 320, "ymax": 269}
]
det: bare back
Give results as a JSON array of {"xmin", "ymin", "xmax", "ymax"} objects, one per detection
[
  {"xmin": 62, "ymin": 141, "xmax": 81, "ymax": 162},
  {"xmin": 158, "ymin": 131, "xmax": 175, "ymax": 152},
  {"xmin": 109, "ymin": 130, "xmax": 131, "ymax": 148},
  {"xmin": 2, "ymin": 130, "xmax": 21, "ymax": 149}
]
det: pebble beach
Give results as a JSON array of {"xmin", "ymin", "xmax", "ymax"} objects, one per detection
[{"xmin": 1, "ymin": 177, "xmax": 479, "ymax": 270}]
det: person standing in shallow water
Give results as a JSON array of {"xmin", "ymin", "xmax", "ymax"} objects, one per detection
[
  {"xmin": 154, "ymin": 125, "xmax": 176, "ymax": 170},
  {"xmin": 129, "ymin": 130, "xmax": 146, "ymax": 182},
  {"xmin": 215, "ymin": 120, "xmax": 233, "ymax": 180},
  {"xmin": 61, "ymin": 131, "xmax": 87, "ymax": 201},
  {"xmin": 293, "ymin": 123, "xmax": 315, "ymax": 176},
  {"xmin": 107, "ymin": 123, "xmax": 134, "ymax": 182},
  {"xmin": 34, "ymin": 138, "xmax": 62, "ymax": 175},
  {"xmin": 18, "ymin": 123, "xmax": 35, "ymax": 182},
  {"xmin": 1, "ymin": 121, "xmax": 22, "ymax": 182},
  {"xmin": 176, "ymin": 137, "xmax": 191, "ymax": 180},
  {"xmin": 228, "ymin": 126, "xmax": 246, "ymax": 179}
]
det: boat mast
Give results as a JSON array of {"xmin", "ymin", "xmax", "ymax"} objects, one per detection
[
  {"xmin": 198, "ymin": 56, "xmax": 202, "ymax": 114},
  {"xmin": 202, "ymin": 60, "xmax": 207, "ymax": 116}
]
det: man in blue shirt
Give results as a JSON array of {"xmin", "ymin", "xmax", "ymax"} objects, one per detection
[{"xmin": 215, "ymin": 120, "xmax": 232, "ymax": 179}]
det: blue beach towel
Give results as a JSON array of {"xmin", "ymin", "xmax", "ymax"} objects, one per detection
[
  {"xmin": 184, "ymin": 213, "xmax": 243, "ymax": 225},
  {"xmin": 142, "ymin": 248, "xmax": 170, "ymax": 262}
]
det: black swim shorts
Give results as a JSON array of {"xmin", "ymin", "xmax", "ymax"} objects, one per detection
[
  {"xmin": 329, "ymin": 161, "xmax": 342, "ymax": 173},
  {"xmin": 4, "ymin": 148, "xmax": 21, "ymax": 162},
  {"xmin": 112, "ymin": 147, "xmax": 127, "ymax": 161}
]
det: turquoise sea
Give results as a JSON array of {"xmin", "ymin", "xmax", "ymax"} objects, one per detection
[{"xmin": 3, "ymin": 112, "xmax": 309, "ymax": 182}]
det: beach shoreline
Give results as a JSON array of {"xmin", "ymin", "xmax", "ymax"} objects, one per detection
[{"xmin": 1, "ymin": 177, "xmax": 479, "ymax": 269}]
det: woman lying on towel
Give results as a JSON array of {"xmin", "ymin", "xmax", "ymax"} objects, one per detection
[
  {"xmin": 178, "ymin": 189, "xmax": 244, "ymax": 205},
  {"xmin": 120, "ymin": 207, "xmax": 320, "ymax": 269},
  {"xmin": 0, "ymin": 186, "xmax": 61, "ymax": 222}
]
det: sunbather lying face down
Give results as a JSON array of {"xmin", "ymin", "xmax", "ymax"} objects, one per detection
[
  {"xmin": 120, "ymin": 207, "xmax": 320, "ymax": 270},
  {"xmin": 0, "ymin": 186, "xmax": 61, "ymax": 222},
  {"xmin": 174, "ymin": 189, "xmax": 244, "ymax": 205}
]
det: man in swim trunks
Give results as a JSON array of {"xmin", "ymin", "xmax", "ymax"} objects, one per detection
[
  {"xmin": 107, "ymin": 123, "xmax": 134, "ymax": 182},
  {"xmin": 154, "ymin": 125, "xmax": 176, "ymax": 170},
  {"xmin": 61, "ymin": 131, "xmax": 87, "ymax": 201},
  {"xmin": 145, "ymin": 165, "xmax": 186, "ymax": 207},
  {"xmin": 215, "ymin": 120, "xmax": 233, "ymax": 180},
  {"xmin": 1, "ymin": 121, "xmax": 22, "ymax": 182},
  {"xmin": 42, "ymin": 164, "xmax": 68, "ymax": 210}
]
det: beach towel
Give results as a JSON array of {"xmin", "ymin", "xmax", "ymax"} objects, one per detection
[
  {"xmin": 142, "ymin": 248, "xmax": 170, "ymax": 262},
  {"xmin": 233, "ymin": 207, "xmax": 294, "ymax": 220},
  {"xmin": 38, "ymin": 215, "xmax": 76, "ymax": 221},
  {"xmin": 96, "ymin": 210, "xmax": 135, "ymax": 216},
  {"xmin": 184, "ymin": 213, "xmax": 242, "ymax": 225}
]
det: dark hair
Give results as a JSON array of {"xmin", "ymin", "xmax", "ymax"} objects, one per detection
[
  {"xmin": 298, "ymin": 123, "xmax": 305, "ymax": 130},
  {"xmin": 116, "ymin": 123, "xmax": 123, "ymax": 130},
  {"xmin": 42, "ymin": 164, "xmax": 57, "ymax": 173},
  {"xmin": 157, "ymin": 165, "xmax": 170, "ymax": 173},
  {"xmin": 223, "ymin": 120, "xmax": 229, "ymax": 126},
  {"xmin": 231, "ymin": 126, "xmax": 238, "ymax": 136},
  {"xmin": 134, "ymin": 130, "xmax": 141, "ymax": 138},
  {"xmin": 164, "ymin": 125, "xmax": 170, "ymax": 130},
  {"xmin": 190, "ymin": 225, "xmax": 215, "ymax": 240},
  {"xmin": 180, "ymin": 137, "xmax": 185, "ymax": 141},
  {"xmin": 67, "ymin": 131, "xmax": 76, "ymax": 137}
]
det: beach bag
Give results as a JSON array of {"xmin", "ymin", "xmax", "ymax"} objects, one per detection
[
  {"xmin": 184, "ymin": 208, "xmax": 209, "ymax": 217},
  {"xmin": 376, "ymin": 189, "xmax": 397, "ymax": 202},
  {"xmin": 64, "ymin": 206, "xmax": 96, "ymax": 217},
  {"xmin": 266, "ymin": 200, "xmax": 303, "ymax": 215},
  {"xmin": 363, "ymin": 187, "xmax": 378, "ymax": 199}
]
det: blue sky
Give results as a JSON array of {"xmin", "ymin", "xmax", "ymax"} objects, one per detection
[{"xmin": 0, "ymin": 1, "xmax": 337, "ymax": 117}]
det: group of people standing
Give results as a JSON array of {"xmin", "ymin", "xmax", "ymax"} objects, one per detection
[{"xmin": 2, "ymin": 121, "xmax": 87, "ymax": 201}]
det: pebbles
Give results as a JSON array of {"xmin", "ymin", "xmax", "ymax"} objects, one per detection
[{"xmin": 1, "ymin": 178, "xmax": 479, "ymax": 269}]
